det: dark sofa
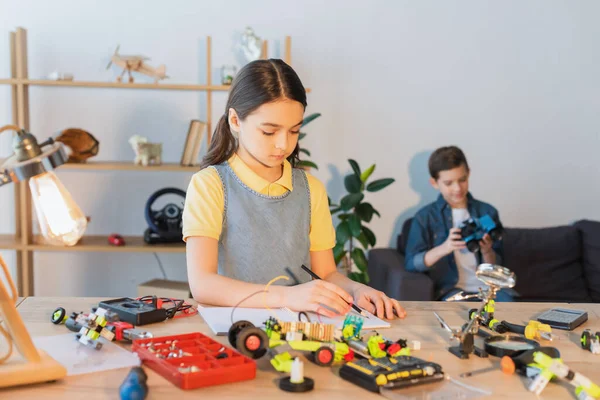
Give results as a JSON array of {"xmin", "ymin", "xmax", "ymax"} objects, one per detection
[{"xmin": 368, "ymin": 219, "xmax": 600, "ymax": 302}]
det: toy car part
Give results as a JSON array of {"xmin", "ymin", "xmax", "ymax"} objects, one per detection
[
  {"xmin": 459, "ymin": 214, "xmax": 503, "ymax": 253},
  {"xmin": 339, "ymin": 355, "xmax": 444, "ymax": 393},
  {"xmin": 581, "ymin": 330, "xmax": 600, "ymax": 354},
  {"xmin": 75, "ymin": 307, "xmax": 116, "ymax": 350},
  {"xmin": 278, "ymin": 357, "xmax": 314, "ymax": 393}
]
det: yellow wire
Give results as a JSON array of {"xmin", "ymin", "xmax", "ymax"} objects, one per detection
[{"xmin": 263, "ymin": 275, "xmax": 289, "ymax": 320}]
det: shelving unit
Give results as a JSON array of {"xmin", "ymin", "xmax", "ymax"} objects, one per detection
[{"xmin": 1, "ymin": 28, "xmax": 306, "ymax": 296}]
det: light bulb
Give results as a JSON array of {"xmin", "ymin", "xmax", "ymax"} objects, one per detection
[{"xmin": 28, "ymin": 171, "xmax": 87, "ymax": 246}]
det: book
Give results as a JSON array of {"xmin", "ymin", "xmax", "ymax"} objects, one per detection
[{"xmin": 180, "ymin": 120, "xmax": 206, "ymax": 166}]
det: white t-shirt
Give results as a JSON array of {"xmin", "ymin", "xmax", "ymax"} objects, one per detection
[{"xmin": 452, "ymin": 208, "xmax": 480, "ymax": 292}]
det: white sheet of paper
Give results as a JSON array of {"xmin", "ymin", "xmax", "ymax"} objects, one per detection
[
  {"xmin": 198, "ymin": 306, "xmax": 391, "ymax": 335},
  {"xmin": 33, "ymin": 334, "xmax": 141, "ymax": 376}
]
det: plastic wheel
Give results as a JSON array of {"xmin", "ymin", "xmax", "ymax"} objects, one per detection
[
  {"xmin": 228, "ymin": 320, "xmax": 255, "ymax": 348},
  {"xmin": 581, "ymin": 330, "xmax": 591, "ymax": 350},
  {"xmin": 236, "ymin": 327, "xmax": 269, "ymax": 359},
  {"xmin": 314, "ymin": 346, "xmax": 335, "ymax": 366},
  {"xmin": 468, "ymin": 308, "xmax": 478, "ymax": 320},
  {"xmin": 51, "ymin": 307, "xmax": 66, "ymax": 324}
]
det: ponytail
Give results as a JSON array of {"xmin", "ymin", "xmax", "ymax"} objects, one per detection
[{"xmin": 199, "ymin": 115, "xmax": 237, "ymax": 169}]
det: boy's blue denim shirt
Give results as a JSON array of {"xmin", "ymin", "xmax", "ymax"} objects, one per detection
[{"xmin": 404, "ymin": 192, "xmax": 503, "ymax": 298}]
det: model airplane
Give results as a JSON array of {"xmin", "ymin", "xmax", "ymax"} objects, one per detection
[{"xmin": 106, "ymin": 45, "xmax": 168, "ymax": 83}]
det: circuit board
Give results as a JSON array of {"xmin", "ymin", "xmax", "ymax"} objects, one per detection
[{"xmin": 339, "ymin": 355, "xmax": 444, "ymax": 393}]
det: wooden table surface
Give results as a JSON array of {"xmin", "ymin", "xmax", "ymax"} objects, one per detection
[{"xmin": 4, "ymin": 297, "xmax": 600, "ymax": 399}]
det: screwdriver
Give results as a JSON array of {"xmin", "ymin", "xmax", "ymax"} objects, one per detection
[
  {"xmin": 501, "ymin": 320, "xmax": 554, "ymax": 341},
  {"xmin": 119, "ymin": 367, "xmax": 148, "ymax": 400},
  {"xmin": 459, "ymin": 357, "xmax": 515, "ymax": 378}
]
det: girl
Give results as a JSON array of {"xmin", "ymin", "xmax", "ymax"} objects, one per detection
[{"xmin": 183, "ymin": 59, "xmax": 405, "ymax": 320}]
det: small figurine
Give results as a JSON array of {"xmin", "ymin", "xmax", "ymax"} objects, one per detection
[
  {"xmin": 239, "ymin": 27, "xmax": 262, "ymax": 62},
  {"xmin": 129, "ymin": 135, "xmax": 162, "ymax": 166},
  {"xmin": 107, "ymin": 45, "xmax": 168, "ymax": 83},
  {"xmin": 55, "ymin": 128, "xmax": 100, "ymax": 163}
]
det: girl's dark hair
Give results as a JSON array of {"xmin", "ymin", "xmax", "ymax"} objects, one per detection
[
  {"xmin": 428, "ymin": 146, "xmax": 470, "ymax": 179},
  {"xmin": 200, "ymin": 59, "xmax": 307, "ymax": 169}
]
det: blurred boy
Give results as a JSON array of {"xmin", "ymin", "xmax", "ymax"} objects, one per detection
[{"xmin": 405, "ymin": 146, "xmax": 511, "ymax": 301}]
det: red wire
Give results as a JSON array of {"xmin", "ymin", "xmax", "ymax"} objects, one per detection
[{"xmin": 135, "ymin": 296, "xmax": 198, "ymax": 318}]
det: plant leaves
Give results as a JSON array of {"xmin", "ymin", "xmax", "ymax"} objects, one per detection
[
  {"xmin": 348, "ymin": 159, "xmax": 361, "ymax": 178},
  {"xmin": 333, "ymin": 243, "xmax": 346, "ymax": 265},
  {"xmin": 373, "ymin": 209, "xmax": 381, "ymax": 218},
  {"xmin": 348, "ymin": 272, "xmax": 365, "ymax": 284},
  {"xmin": 344, "ymin": 174, "xmax": 362, "ymax": 194},
  {"xmin": 299, "ymin": 148, "xmax": 311, "ymax": 157},
  {"xmin": 301, "ymin": 113, "xmax": 321, "ymax": 127},
  {"xmin": 330, "ymin": 207, "xmax": 342, "ymax": 215},
  {"xmin": 297, "ymin": 160, "xmax": 318, "ymax": 170},
  {"xmin": 348, "ymin": 214, "xmax": 362, "ymax": 238},
  {"xmin": 366, "ymin": 178, "xmax": 395, "ymax": 192},
  {"xmin": 362, "ymin": 226, "xmax": 376, "ymax": 247},
  {"xmin": 299, "ymin": 133, "xmax": 307, "ymax": 141},
  {"xmin": 355, "ymin": 202, "xmax": 375, "ymax": 223},
  {"xmin": 360, "ymin": 164, "xmax": 376, "ymax": 183},
  {"xmin": 351, "ymin": 248, "xmax": 368, "ymax": 272},
  {"xmin": 356, "ymin": 232, "xmax": 369, "ymax": 249},
  {"xmin": 336, "ymin": 221, "xmax": 351, "ymax": 244},
  {"xmin": 337, "ymin": 213, "xmax": 351, "ymax": 220},
  {"xmin": 340, "ymin": 193, "xmax": 364, "ymax": 211}
]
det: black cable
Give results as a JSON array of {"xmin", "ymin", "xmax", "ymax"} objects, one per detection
[{"xmin": 153, "ymin": 252, "xmax": 168, "ymax": 280}]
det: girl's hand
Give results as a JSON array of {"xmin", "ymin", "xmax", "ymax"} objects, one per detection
[
  {"xmin": 284, "ymin": 280, "xmax": 353, "ymax": 318},
  {"xmin": 353, "ymin": 285, "xmax": 406, "ymax": 320}
]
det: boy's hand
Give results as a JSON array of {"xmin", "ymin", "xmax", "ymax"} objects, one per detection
[
  {"xmin": 353, "ymin": 285, "xmax": 406, "ymax": 320},
  {"xmin": 444, "ymin": 228, "xmax": 467, "ymax": 255},
  {"xmin": 479, "ymin": 233, "xmax": 494, "ymax": 255}
]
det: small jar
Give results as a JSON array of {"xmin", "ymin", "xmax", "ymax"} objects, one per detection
[{"xmin": 221, "ymin": 65, "xmax": 237, "ymax": 85}]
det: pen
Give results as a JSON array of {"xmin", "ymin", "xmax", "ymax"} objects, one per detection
[{"xmin": 300, "ymin": 264, "xmax": 369, "ymax": 318}]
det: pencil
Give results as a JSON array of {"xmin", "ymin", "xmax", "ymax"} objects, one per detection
[{"xmin": 299, "ymin": 264, "xmax": 369, "ymax": 318}]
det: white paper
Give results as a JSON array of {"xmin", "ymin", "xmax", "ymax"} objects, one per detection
[
  {"xmin": 198, "ymin": 306, "xmax": 391, "ymax": 335},
  {"xmin": 33, "ymin": 334, "xmax": 140, "ymax": 376}
]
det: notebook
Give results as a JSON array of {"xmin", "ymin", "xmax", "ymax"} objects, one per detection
[{"xmin": 198, "ymin": 306, "xmax": 391, "ymax": 336}]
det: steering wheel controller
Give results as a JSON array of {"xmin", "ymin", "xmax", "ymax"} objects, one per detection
[{"xmin": 144, "ymin": 188, "xmax": 186, "ymax": 244}]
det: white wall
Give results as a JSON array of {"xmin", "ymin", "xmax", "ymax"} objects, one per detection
[{"xmin": 0, "ymin": 0, "xmax": 598, "ymax": 296}]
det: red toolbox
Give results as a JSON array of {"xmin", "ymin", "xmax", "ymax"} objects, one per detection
[{"xmin": 132, "ymin": 332, "xmax": 256, "ymax": 389}]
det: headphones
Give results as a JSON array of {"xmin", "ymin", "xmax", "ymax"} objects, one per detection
[{"xmin": 144, "ymin": 187, "xmax": 186, "ymax": 244}]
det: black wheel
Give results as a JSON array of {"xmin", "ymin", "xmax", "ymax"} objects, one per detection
[
  {"xmin": 228, "ymin": 320, "xmax": 255, "ymax": 348},
  {"xmin": 51, "ymin": 307, "xmax": 66, "ymax": 324},
  {"xmin": 581, "ymin": 330, "xmax": 591, "ymax": 350},
  {"xmin": 466, "ymin": 240, "xmax": 480, "ymax": 253},
  {"xmin": 314, "ymin": 346, "xmax": 335, "ymax": 366},
  {"xmin": 236, "ymin": 327, "xmax": 269, "ymax": 359}
]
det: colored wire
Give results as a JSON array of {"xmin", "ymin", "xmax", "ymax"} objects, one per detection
[
  {"xmin": 263, "ymin": 275, "xmax": 289, "ymax": 320},
  {"xmin": 230, "ymin": 289, "xmax": 269, "ymax": 325},
  {"xmin": 135, "ymin": 296, "xmax": 197, "ymax": 319}
]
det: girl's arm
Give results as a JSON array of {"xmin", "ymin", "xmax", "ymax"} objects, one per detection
[
  {"xmin": 312, "ymin": 249, "xmax": 406, "ymax": 320},
  {"xmin": 186, "ymin": 237, "xmax": 353, "ymax": 316}
]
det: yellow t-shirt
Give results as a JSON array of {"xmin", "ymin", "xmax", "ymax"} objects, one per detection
[{"xmin": 182, "ymin": 154, "xmax": 336, "ymax": 251}]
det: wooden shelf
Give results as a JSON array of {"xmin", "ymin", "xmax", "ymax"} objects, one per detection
[
  {"xmin": 59, "ymin": 161, "xmax": 200, "ymax": 172},
  {"xmin": 0, "ymin": 78, "xmax": 310, "ymax": 92},
  {"xmin": 0, "ymin": 234, "xmax": 23, "ymax": 250},
  {"xmin": 29, "ymin": 235, "xmax": 185, "ymax": 253}
]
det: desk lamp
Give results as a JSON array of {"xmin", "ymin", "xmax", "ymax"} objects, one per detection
[
  {"xmin": 0, "ymin": 124, "xmax": 87, "ymax": 246},
  {"xmin": 1, "ymin": 123, "xmax": 89, "ymax": 387}
]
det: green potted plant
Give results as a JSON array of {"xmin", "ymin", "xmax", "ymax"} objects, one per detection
[
  {"xmin": 329, "ymin": 160, "xmax": 395, "ymax": 283},
  {"xmin": 297, "ymin": 113, "xmax": 320, "ymax": 170}
]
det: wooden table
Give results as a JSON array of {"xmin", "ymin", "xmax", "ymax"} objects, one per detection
[{"xmin": 4, "ymin": 298, "xmax": 600, "ymax": 399}]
